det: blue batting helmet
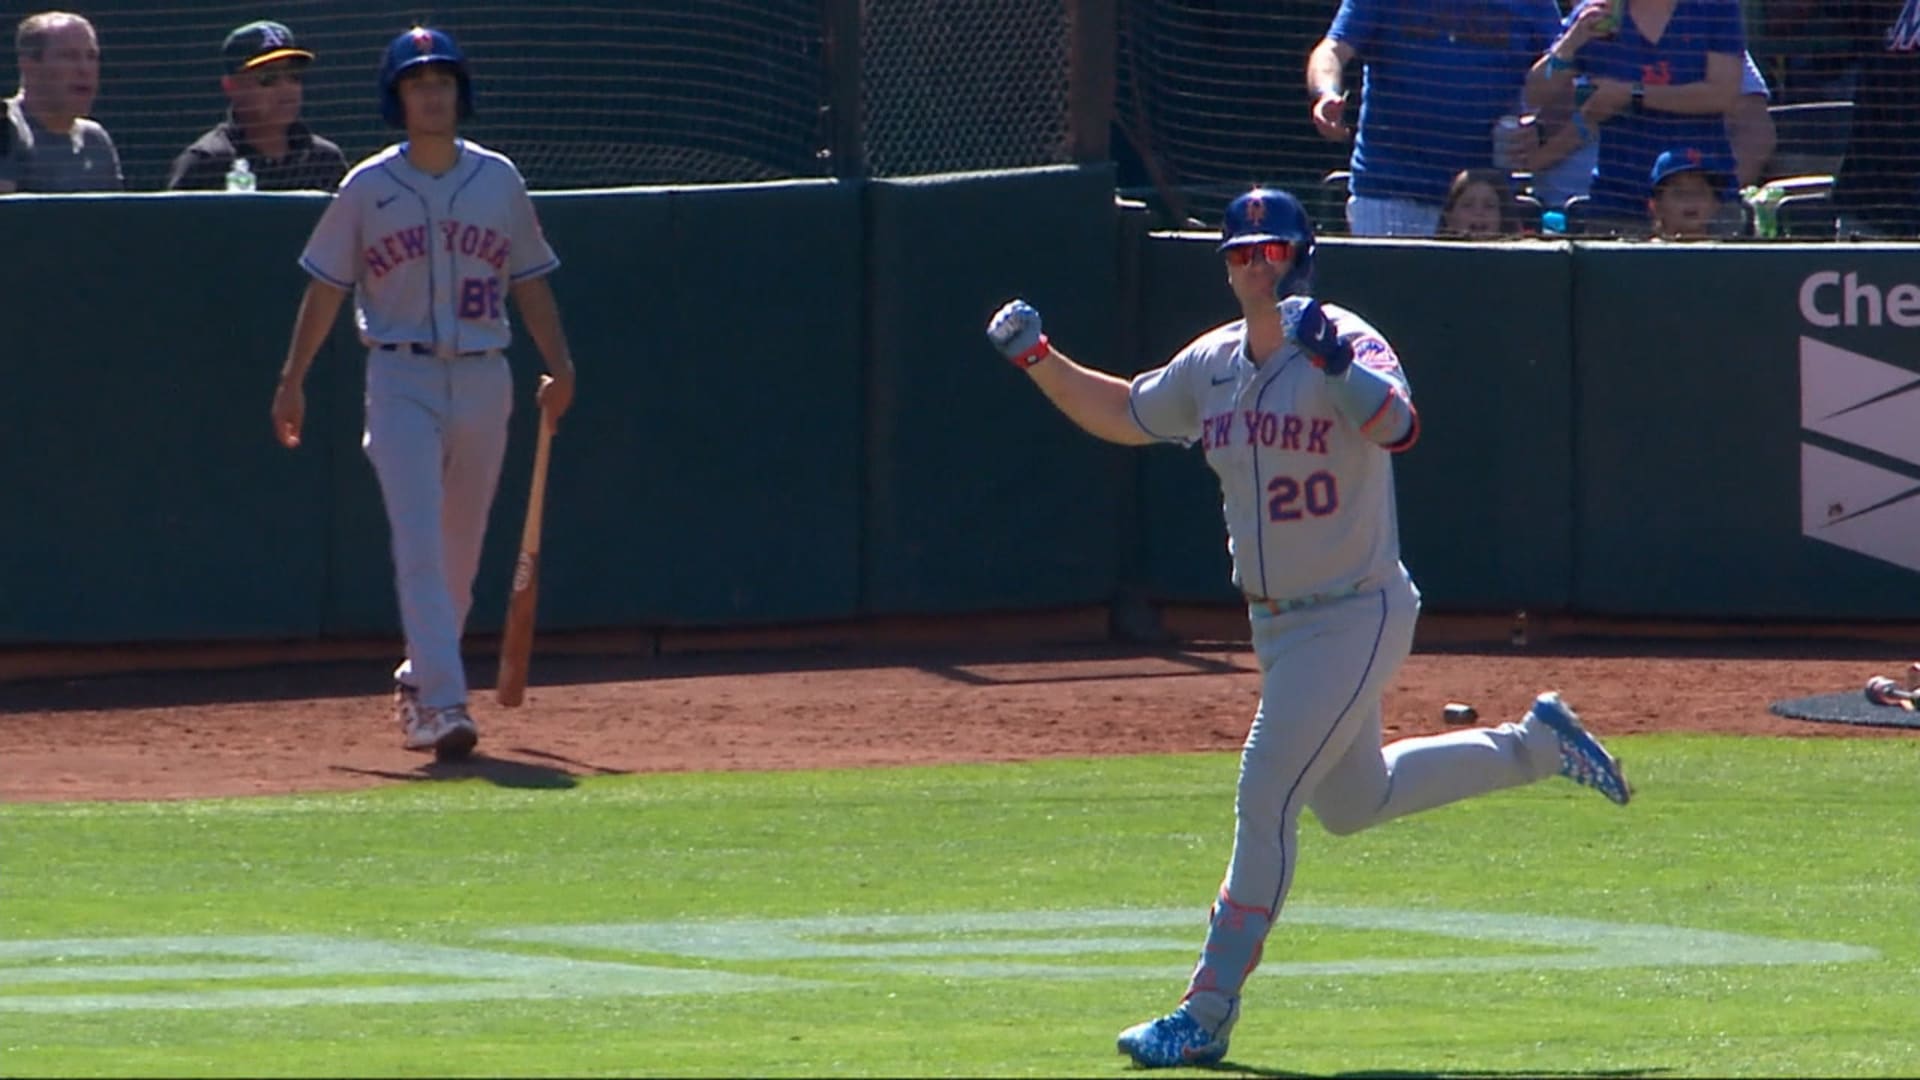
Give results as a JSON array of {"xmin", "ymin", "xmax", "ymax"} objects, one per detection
[
  {"xmin": 1219, "ymin": 188, "xmax": 1316, "ymax": 296},
  {"xmin": 378, "ymin": 26, "xmax": 473, "ymax": 129}
]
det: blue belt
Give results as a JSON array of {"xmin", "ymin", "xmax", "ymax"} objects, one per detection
[
  {"xmin": 1245, "ymin": 579, "xmax": 1371, "ymax": 616},
  {"xmin": 377, "ymin": 343, "xmax": 493, "ymax": 358}
]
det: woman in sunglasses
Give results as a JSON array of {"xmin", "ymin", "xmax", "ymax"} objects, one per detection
[
  {"xmin": 166, "ymin": 20, "xmax": 346, "ymax": 192},
  {"xmin": 987, "ymin": 187, "xmax": 1630, "ymax": 1070}
]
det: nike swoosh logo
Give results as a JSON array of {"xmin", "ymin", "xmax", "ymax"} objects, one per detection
[
  {"xmin": 1210, "ymin": 374, "xmax": 1236, "ymax": 386},
  {"xmin": 376, "ymin": 194, "xmax": 399, "ymax": 208}
]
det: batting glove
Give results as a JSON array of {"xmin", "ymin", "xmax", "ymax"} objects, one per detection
[
  {"xmin": 987, "ymin": 298, "xmax": 1051, "ymax": 369},
  {"xmin": 1279, "ymin": 295, "xmax": 1353, "ymax": 377}
]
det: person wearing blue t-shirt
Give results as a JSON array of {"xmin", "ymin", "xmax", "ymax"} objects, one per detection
[
  {"xmin": 1527, "ymin": 48, "xmax": 1769, "ymax": 217},
  {"xmin": 1523, "ymin": 0, "xmax": 1744, "ymax": 229},
  {"xmin": 1307, "ymin": 0, "xmax": 1562, "ymax": 237}
]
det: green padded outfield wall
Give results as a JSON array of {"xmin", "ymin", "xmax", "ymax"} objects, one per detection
[
  {"xmin": 1128, "ymin": 231, "xmax": 1240, "ymax": 605},
  {"xmin": 9, "ymin": 189, "xmax": 1915, "ymax": 646},
  {"xmin": 1572, "ymin": 243, "xmax": 1920, "ymax": 618},
  {"xmin": 1319, "ymin": 240, "xmax": 1576, "ymax": 612},
  {"xmin": 320, "ymin": 180, "xmax": 866, "ymax": 636},
  {"xmin": 861, "ymin": 166, "xmax": 1128, "ymax": 614},
  {"xmin": 0, "ymin": 194, "xmax": 336, "ymax": 643},
  {"xmin": 1130, "ymin": 235, "xmax": 1578, "ymax": 613},
  {"xmin": 0, "ymin": 182, "xmax": 863, "ymax": 645}
]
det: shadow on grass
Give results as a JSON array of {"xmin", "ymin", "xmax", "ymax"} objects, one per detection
[
  {"xmin": 329, "ymin": 748, "xmax": 628, "ymax": 790},
  {"xmin": 1208, "ymin": 1065, "xmax": 1670, "ymax": 1078}
]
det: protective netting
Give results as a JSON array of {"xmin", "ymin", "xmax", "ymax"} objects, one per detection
[
  {"xmin": 6, "ymin": 1, "xmax": 829, "ymax": 191},
  {"xmin": 10, "ymin": 0, "xmax": 1918, "ymax": 238},
  {"xmin": 3, "ymin": 0, "xmax": 1080, "ymax": 190},
  {"xmin": 1115, "ymin": 0, "xmax": 1920, "ymax": 239},
  {"xmin": 1115, "ymin": 2, "xmax": 1318, "ymax": 225},
  {"xmin": 860, "ymin": 0, "xmax": 1073, "ymax": 177}
]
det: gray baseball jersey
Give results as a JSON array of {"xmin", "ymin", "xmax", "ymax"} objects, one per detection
[
  {"xmin": 299, "ymin": 139, "xmax": 558, "ymax": 354},
  {"xmin": 295, "ymin": 138, "xmax": 558, "ymax": 713},
  {"xmin": 1126, "ymin": 303, "xmax": 1410, "ymax": 604},
  {"xmin": 1116, "ymin": 302, "xmax": 1590, "ymax": 1045}
]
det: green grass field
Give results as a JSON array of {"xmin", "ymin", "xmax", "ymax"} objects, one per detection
[{"xmin": 4, "ymin": 734, "xmax": 1917, "ymax": 1077}]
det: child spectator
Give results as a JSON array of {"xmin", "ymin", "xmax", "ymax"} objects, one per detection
[
  {"xmin": 1442, "ymin": 168, "xmax": 1528, "ymax": 236},
  {"xmin": 1647, "ymin": 146, "xmax": 1728, "ymax": 238}
]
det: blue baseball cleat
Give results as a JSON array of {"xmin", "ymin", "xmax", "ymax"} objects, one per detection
[
  {"xmin": 1116, "ymin": 1004, "xmax": 1232, "ymax": 1068},
  {"xmin": 1528, "ymin": 691, "xmax": 1631, "ymax": 805}
]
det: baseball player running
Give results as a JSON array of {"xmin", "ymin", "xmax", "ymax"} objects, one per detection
[
  {"xmin": 985, "ymin": 188, "xmax": 1630, "ymax": 1069},
  {"xmin": 270, "ymin": 26, "xmax": 577, "ymax": 761}
]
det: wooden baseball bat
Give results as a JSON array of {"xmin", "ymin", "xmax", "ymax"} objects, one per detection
[{"xmin": 495, "ymin": 408, "xmax": 554, "ymax": 707}]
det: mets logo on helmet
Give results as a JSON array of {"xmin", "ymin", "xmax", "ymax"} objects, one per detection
[
  {"xmin": 412, "ymin": 27, "xmax": 435, "ymax": 52},
  {"xmin": 1244, "ymin": 198, "xmax": 1267, "ymax": 227}
]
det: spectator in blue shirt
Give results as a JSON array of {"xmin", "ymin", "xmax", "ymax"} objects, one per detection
[
  {"xmin": 1307, "ymin": 0, "xmax": 1563, "ymax": 237},
  {"xmin": 1527, "ymin": 47, "xmax": 1770, "ymax": 211},
  {"xmin": 1523, "ymin": 0, "xmax": 1744, "ymax": 228}
]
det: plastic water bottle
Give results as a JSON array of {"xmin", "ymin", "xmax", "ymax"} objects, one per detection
[
  {"xmin": 225, "ymin": 157, "xmax": 256, "ymax": 193},
  {"xmin": 1747, "ymin": 185, "xmax": 1786, "ymax": 239},
  {"xmin": 1492, "ymin": 115, "xmax": 1523, "ymax": 170}
]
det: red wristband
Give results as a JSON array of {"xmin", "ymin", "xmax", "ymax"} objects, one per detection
[{"xmin": 1008, "ymin": 333, "xmax": 1050, "ymax": 369}]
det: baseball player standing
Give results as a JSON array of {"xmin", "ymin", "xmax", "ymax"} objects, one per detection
[
  {"xmin": 270, "ymin": 26, "xmax": 577, "ymax": 761},
  {"xmin": 985, "ymin": 188, "xmax": 1630, "ymax": 1069}
]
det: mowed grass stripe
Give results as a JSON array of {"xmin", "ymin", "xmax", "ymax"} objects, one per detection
[{"xmin": 1, "ymin": 735, "xmax": 1916, "ymax": 1077}]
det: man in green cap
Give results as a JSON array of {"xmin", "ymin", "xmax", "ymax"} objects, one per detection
[{"xmin": 166, "ymin": 19, "xmax": 346, "ymax": 191}]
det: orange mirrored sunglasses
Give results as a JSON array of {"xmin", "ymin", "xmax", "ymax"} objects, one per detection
[{"xmin": 1224, "ymin": 241, "xmax": 1294, "ymax": 267}]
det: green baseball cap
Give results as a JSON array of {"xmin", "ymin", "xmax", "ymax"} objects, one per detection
[{"xmin": 223, "ymin": 20, "xmax": 315, "ymax": 74}]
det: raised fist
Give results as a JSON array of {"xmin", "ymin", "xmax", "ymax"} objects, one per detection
[
  {"xmin": 987, "ymin": 298, "xmax": 1049, "ymax": 367},
  {"xmin": 1280, "ymin": 295, "xmax": 1353, "ymax": 377}
]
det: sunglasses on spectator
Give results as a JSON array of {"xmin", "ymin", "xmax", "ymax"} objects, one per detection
[
  {"xmin": 1224, "ymin": 241, "xmax": 1293, "ymax": 267},
  {"xmin": 253, "ymin": 70, "xmax": 304, "ymax": 87}
]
